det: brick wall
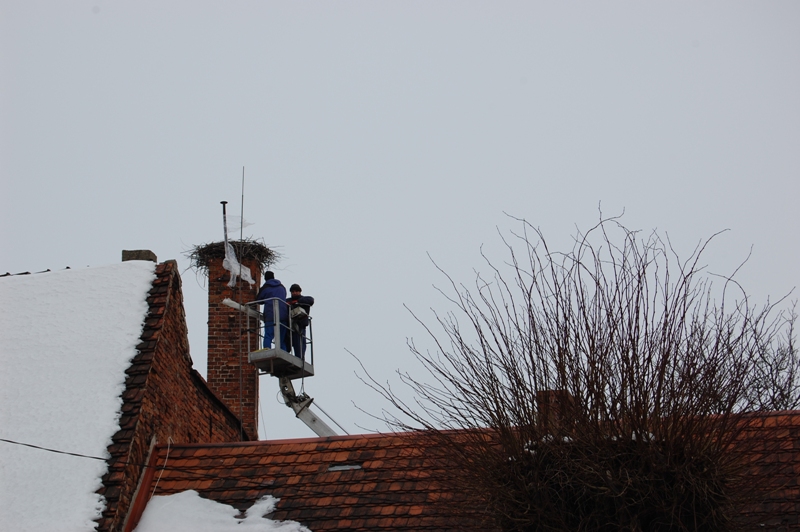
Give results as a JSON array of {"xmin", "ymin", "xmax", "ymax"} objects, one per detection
[
  {"xmin": 205, "ymin": 253, "xmax": 261, "ymax": 440},
  {"xmin": 97, "ymin": 260, "xmax": 246, "ymax": 532}
]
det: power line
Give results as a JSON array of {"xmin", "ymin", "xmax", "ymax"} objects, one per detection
[
  {"xmin": 0, "ymin": 437, "xmax": 106, "ymax": 461},
  {"xmin": 313, "ymin": 400, "xmax": 351, "ymax": 435},
  {"xmin": 0, "ymin": 436, "xmax": 457, "ymax": 507}
]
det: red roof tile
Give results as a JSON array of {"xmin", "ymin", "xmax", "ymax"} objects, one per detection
[
  {"xmin": 132, "ymin": 412, "xmax": 800, "ymax": 531},
  {"xmin": 140, "ymin": 432, "xmax": 487, "ymax": 531}
]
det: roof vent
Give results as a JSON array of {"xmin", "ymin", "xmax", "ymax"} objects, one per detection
[
  {"xmin": 327, "ymin": 463, "xmax": 363, "ymax": 472},
  {"xmin": 122, "ymin": 250, "xmax": 157, "ymax": 263}
]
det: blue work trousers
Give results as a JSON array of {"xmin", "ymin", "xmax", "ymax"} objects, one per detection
[{"xmin": 264, "ymin": 321, "xmax": 289, "ymax": 351}]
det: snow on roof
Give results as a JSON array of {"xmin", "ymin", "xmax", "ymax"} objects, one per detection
[
  {"xmin": 0, "ymin": 261, "xmax": 156, "ymax": 531},
  {"xmin": 134, "ymin": 491, "xmax": 310, "ymax": 532}
]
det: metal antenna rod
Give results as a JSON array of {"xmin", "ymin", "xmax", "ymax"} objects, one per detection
[
  {"xmin": 240, "ymin": 167, "xmax": 245, "ymax": 238},
  {"xmin": 221, "ymin": 201, "xmax": 229, "ymax": 248},
  {"xmin": 221, "ymin": 199, "xmax": 243, "ymax": 439},
  {"xmin": 238, "ymin": 171, "xmax": 246, "ymax": 436},
  {"xmin": 239, "ymin": 167, "xmax": 245, "ymax": 278}
]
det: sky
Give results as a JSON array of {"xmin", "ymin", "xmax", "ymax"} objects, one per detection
[
  {"xmin": 0, "ymin": 261, "xmax": 155, "ymax": 531},
  {"xmin": 2, "ymin": 2, "xmax": 799, "ymax": 440}
]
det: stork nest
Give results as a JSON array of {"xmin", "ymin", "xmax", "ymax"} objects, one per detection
[{"xmin": 187, "ymin": 238, "xmax": 280, "ymax": 276}]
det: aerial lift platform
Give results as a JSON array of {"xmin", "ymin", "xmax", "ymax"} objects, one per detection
[{"xmin": 223, "ymin": 297, "xmax": 337, "ymax": 437}]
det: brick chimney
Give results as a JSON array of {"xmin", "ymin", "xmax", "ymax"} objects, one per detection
[
  {"xmin": 536, "ymin": 389, "xmax": 576, "ymax": 434},
  {"xmin": 196, "ymin": 241, "xmax": 272, "ymax": 440},
  {"xmin": 122, "ymin": 249, "xmax": 157, "ymax": 262}
]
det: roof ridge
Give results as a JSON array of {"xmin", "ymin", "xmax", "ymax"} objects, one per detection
[{"xmin": 152, "ymin": 431, "xmax": 414, "ymax": 449}]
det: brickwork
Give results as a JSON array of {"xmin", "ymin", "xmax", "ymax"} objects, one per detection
[
  {"xmin": 96, "ymin": 260, "xmax": 246, "ymax": 532},
  {"xmin": 536, "ymin": 389, "xmax": 576, "ymax": 432},
  {"xmin": 205, "ymin": 253, "xmax": 261, "ymax": 440}
]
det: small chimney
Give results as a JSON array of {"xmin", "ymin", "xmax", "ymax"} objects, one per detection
[
  {"xmin": 194, "ymin": 241, "xmax": 272, "ymax": 440},
  {"xmin": 537, "ymin": 389, "xmax": 576, "ymax": 434},
  {"xmin": 122, "ymin": 250, "xmax": 157, "ymax": 262}
]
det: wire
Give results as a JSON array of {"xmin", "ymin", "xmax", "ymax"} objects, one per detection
[
  {"xmin": 0, "ymin": 435, "xmax": 469, "ymax": 509},
  {"xmin": 259, "ymin": 380, "xmax": 268, "ymax": 439},
  {"xmin": 151, "ymin": 437, "xmax": 172, "ymax": 498},
  {"xmin": 0, "ymin": 437, "xmax": 106, "ymax": 461},
  {"xmin": 312, "ymin": 402, "xmax": 351, "ymax": 436},
  {"xmin": 0, "ymin": 437, "xmax": 261, "ymax": 486}
]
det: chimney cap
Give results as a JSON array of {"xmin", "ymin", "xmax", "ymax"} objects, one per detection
[{"xmin": 122, "ymin": 250, "xmax": 157, "ymax": 263}]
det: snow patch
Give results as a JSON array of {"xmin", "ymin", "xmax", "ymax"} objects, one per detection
[{"xmin": 134, "ymin": 491, "xmax": 311, "ymax": 532}]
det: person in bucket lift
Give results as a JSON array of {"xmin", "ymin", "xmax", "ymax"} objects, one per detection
[
  {"xmin": 287, "ymin": 284, "xmax": 314, "ymax": 360},
  {"xmin": 255, "ymin": 271, "xmax": 289, "ymax": 350}
]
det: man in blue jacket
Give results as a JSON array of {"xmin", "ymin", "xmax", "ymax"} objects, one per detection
[{"xmin": 255, "ymin": 271, "xmax": 289, "ymax": 350}]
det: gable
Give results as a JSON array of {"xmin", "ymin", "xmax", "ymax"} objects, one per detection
[{"xmin": 96, "ymin": 259, "xmax": 247, "ymax": 532}]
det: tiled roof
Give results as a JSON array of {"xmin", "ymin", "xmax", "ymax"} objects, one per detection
[
  {"xmin": 134, "ymin": 412, "xmax": 800, "ymax": 531},
  {"xmin": 0, "ymin": 267, "xmax": 64, "ymax": 277},
  {"xmin": 734, "ymin": 411, "xmax": 800, "ymax": 529},
  {"xmin": 139, "ymin": 432, "xmax": 491, "ymax": 531}
]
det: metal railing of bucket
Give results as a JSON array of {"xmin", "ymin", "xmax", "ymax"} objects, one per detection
[{"xmin": 245, "ymin": 298, "xmax": 314, "ymax": 366}]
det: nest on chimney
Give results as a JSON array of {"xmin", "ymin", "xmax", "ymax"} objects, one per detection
[{"xmin": 187, "ymin": 238, "xmax": 280, "ymax": 276}]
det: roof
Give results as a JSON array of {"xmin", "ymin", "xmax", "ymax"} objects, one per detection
[
  {"xmin": 0, "ymin": 261, "xmax": 156, "ymax": 531},
  {"xmin": 734, "ymin": 411, "xmax": 800, "ymax": 528},
  {"xmin": 134, "ymin": 432, "xmax": 489, "ymax": 531},
  {"xmin": 132, "ymin": 411, "xmax": 800, "ymax": 531}
]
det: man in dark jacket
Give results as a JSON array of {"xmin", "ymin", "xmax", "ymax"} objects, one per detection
[
  {"xmin": 286, "ymin": 283, "xmax": 314, "ymax": 360},
  {"xmin": 255, "ymin": 271, "xmax": 289, "ymax": 350}
]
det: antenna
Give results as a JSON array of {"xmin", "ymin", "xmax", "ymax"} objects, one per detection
[
  {"xmin": 238, "ymin": 168, "xmax": 248, "ymax": 439},
  {"xmin": 239, "ymin": 167, "xmax": 245, "ymax": 278},
  {"xmin": 240, "ymin": 167, "xmax": 245, "ymax": 241},
  {"xmin": 221, "ymin": 199, "xmax": 242, "ymax": 437},
  {"xmin": 220, "ymin": 201, "xmax": 229, "ymax": 247}
]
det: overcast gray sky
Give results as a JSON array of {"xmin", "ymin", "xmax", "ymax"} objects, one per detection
[{"xmin": 2, "ymin": 1, "xmax": 798, "ymax": 439}]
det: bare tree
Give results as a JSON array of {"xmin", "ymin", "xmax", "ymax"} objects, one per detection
[{"xmin": 367, "ymin": 216, "xmax": 798, "ymax": 532}]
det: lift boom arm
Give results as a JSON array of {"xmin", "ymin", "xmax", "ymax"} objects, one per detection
[{"xmin": 279, "ymin": 377, "xmax": 337, "ymax": 437}]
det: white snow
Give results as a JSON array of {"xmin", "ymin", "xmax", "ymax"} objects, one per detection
[
  {"xmin": 134, "ymin": 491, "xmax": 310, "ymax": 532},
  {"xmin": 0, "ymin": 261, "xmax": 155, "ymax": 531}
]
